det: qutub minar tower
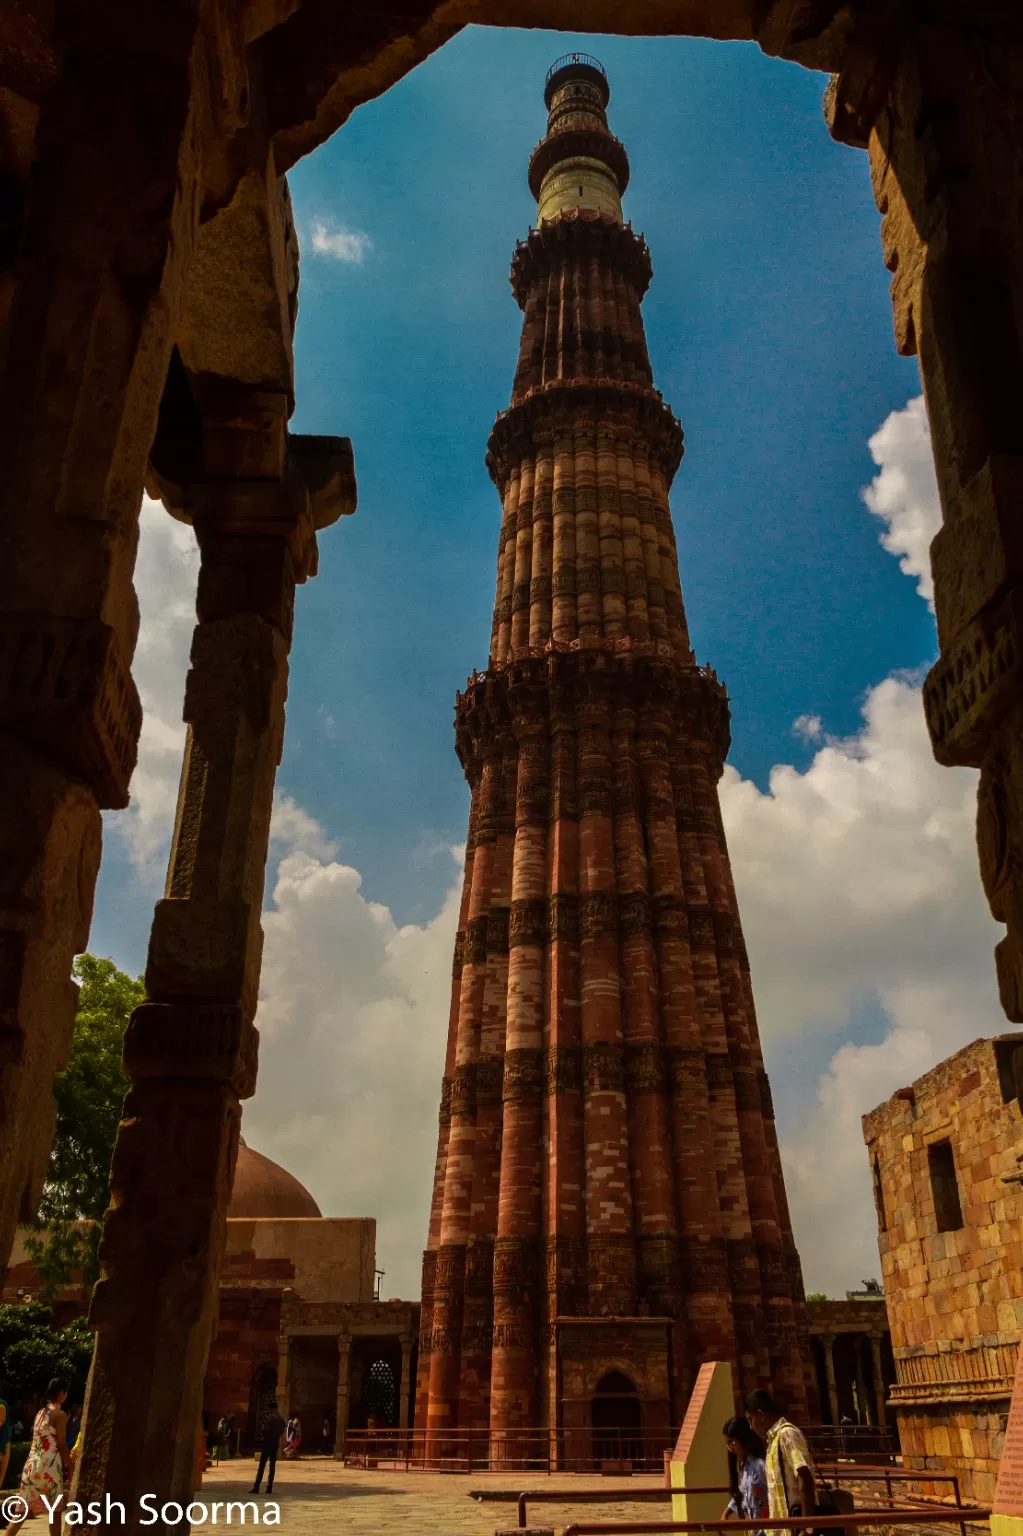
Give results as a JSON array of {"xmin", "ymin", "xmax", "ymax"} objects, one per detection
[{"xmin": 417, "ymin": 55, "xmax": 814, "ymax": 1456}]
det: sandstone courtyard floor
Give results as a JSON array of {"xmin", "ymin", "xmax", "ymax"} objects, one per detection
[
  {"xmin": 193, "ymin": 1458, "xmax": 990, "ymax": 1536},
  {"xmin": 194, "ymin": 1458, "xmax": 671, "ymax": 1534}
]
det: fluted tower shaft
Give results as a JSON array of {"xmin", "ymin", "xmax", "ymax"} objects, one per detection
[{"xmin": 417, "ymin": 55, "xmax": 814, "ymax": 1456}]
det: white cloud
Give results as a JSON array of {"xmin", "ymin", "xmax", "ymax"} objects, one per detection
[
  {"xmin": 721, "ymin": 677, "xmax": 1003, "ymax": 1293},
  {"xmin": 243, "ymin": 824, "xmax": 462, "ymax": 1299},
  {"xmin": 309, "ymin": 218, "xmax": 372, "ymax": 263},
  {"xmin": 862, "ymin": 394, "xmax": 942, "ymax": 607},
  {"xmin": 792, "ymin": 713, "xmax": 823, "ymax": 744},
  {"xmin": 720, "ymin": 394, "xmax": 999, "ymax": 1297},
  {"xmin": 105, "ymin": 496, "xmax": 198, "ymax": 872}
]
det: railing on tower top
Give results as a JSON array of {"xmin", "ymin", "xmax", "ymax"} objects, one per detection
[
  {"xmin": 545, "ymin": 52, "xmax": 608, "ymax": 87},
  {"xmin": 341, "ymin": 1422, "xmax": 896, "ymax": 1473}
]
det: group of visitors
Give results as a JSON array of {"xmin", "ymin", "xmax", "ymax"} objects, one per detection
[
  {"xmin": 722, "ymin": 1389, "xmax": 842, "ymax": 1536},
  {"xmin": 0, "ymin": 1376, "xmax": 832, "ymax": 1523}
]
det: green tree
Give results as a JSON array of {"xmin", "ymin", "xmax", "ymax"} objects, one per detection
[
  {"xmin": 805, "ymin": 1291, "xmax": 830, "ymax": 1302},
  {"xmin": 0, "ymin": 1303, "xmax": 93, "ymax": 1404},
  {"xmin": 24, "ymin": 955, "xmax": 144, "ymax": 1296}
]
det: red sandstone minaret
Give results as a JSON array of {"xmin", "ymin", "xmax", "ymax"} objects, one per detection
[{"xmin": 417, "ymin": 54, "xmax": 814, "ymax": 1460}]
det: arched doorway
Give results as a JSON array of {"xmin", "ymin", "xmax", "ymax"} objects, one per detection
[{"xmin": 591, "ymin": 1370, "xmax": 642, "ymax": 1466}]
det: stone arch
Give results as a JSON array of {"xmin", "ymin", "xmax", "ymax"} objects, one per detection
[
  {"xmin": 591, "ymin": 1369, "xmax": 642, "ymax": 1465},
  {"xmin": 2, "ymin": 0, "xmax": 1018, "ymax": 1510}
]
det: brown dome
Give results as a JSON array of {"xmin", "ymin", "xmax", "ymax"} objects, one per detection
[{"xmin": 229, "ymin": 1141, "xmax": 322, "ymax": 1219}]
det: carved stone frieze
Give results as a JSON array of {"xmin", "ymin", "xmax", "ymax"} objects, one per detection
[
  {"xmin": 476, "ymin": 1056, "xmax": 505, "ymax": 1106},
  {"xmin": 619, "ymin": 890, "xmax": 651, "ymax": 938},
  {"xmin": 549, "ymin": 891, "xmax": 579, "ymax": 942},
  {"xmin": 583, "ymin": 1041, "xmax": 625, "ymax": 1094},
  {"xmin": 726, "ymin": 1236, "xmax": 760, "ymax": 1296},
  {"xmin": 493, "ymin": 1235, "xmax": 539, "ymax": 1291},
  {"xmin": 503, "ymin": 1046, "xmax": 543, "ymax": 1101},
  {"xmin": 682, "ymin": 1235, "xmax": 729, "ymax": 1291},
  {"xmin": 451, "ymin": 1062, "xmax": 477, "ymax": 1116},
  {"xmin": 545, "ymin": 1043, "xmax": 583, "ymax": 1095},
  {"xmin": 487, "ymin": 906, "xmax": 510, "ymax": 954},
  {"xmin": 732, "ymin": 1067, "xmax": 761, "ymax": 1113},
  {"xmin": 579, "ymin": 890, "xmax": 618, "ymax": 938},
  {"xmin": 434, "ymin": 1243, "xmax": 467, "ymax": 1293},
  {"xmin": 664, "ymin": 1046, "xmax": 707, "ymax": 1093},
  {"xmin": 509, "ymin": 897, "xmax": 547, "ymax": 947},
  {"xmin": 464, "ymin": 915, "xmax": 488, "ymax": 965},
  {"xmin": 625, "ymin": 1041, "xmax": 666, "ymax": 1095}
]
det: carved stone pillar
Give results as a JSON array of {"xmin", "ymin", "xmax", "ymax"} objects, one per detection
[
  {"xmin": 869, "ymin": 1331, "xmax": 887, "ymax": 1431},
  {"xmin": 399, "ymin": 1333, "xmax": 413, "ymax": 1433},
  {"xmin": 0, "ymin": 0, "xmax": 210, "ymax": 1270},
  {"xmin": 70, "ymin": 391, "xmax": 354, "ymax": 1530},
  {"xmin": 335, "ymin": 1332, "xmax": 352, "ymax": 1458},
  {"xmin": 827, "ymin": 21, "xmax": 1023, "ymax": 1021},
  {"xmin": 820, "ymin": 1333, "xmax": 840, "ymax": 1427}
]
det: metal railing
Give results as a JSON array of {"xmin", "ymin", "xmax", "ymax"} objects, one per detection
[
  {"xmin": 805, "ymin": 1426, "xmax": 897, "ymax": 1464},
  {"xmin": 513, "ymin": 1488, "xmax": 726, "ymax": 1528},
  {"xmin": 514, "ymin": 1474, "xmax": 968, "ymax": 1531},
  {"xmin": 815, "ymin": 1467, "xmax": 965, "ymax": 1510},
  {"xmin": 342, "ymin": 1425, "xmax": 907, "ymax": 1475},
  {"xmin": 558, "ymin": 1511, "xmax": 989, "ymax": 1536},
  {"xmin": 545, "ymin": 54, "xmax": 608, "ymax": 88},
  {"xmin": 342, "ymin": 1425, "xmax": 677, "ymax": 1472}
]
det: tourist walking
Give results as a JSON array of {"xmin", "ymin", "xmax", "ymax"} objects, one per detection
[
  {"xmin": 251, "ymin": 1409, "xmax": 285, "ymax": 1497},
  {"xmin": 4, "ymin": 1378, "xmax": 72, "ymax": 1532},
  {"xmin": 744, "ymin": 1391, "xmax": 816, "ymax": 1528},
  {"xmin": 722, "ymin": 1416, "xmax": 768, "ymax": 1534}
]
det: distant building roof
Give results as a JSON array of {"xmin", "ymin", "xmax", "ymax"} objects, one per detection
[{"xmin": 229, "ymin": 1140, "xmax": 322, "ymax": 1219}]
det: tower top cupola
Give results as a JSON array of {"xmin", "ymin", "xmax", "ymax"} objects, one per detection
[{"xmin": 528, "ymin": 53, "xmax": 630, "ymax": 226}]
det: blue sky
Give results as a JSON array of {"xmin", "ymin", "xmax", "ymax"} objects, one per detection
[
  {"xmin": 93, "ymin": 25, "xmax": 928, "ymax": 963},
  {"xmin": 86, "ymin": 29, "xmax": 1005, "ymax": 1297}
]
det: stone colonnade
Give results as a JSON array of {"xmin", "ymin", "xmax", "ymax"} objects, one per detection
[
  {"xmin": 816, "ymin": 1329, "xmax": 888, "ymax": 1430},
  {"xmin": 0, "ymin": 0, "xmax": 1021, "ymax": 1520},
  {"xmin": 276, "ymin": 1329, "xmax": 414, "ymax": 1455}
]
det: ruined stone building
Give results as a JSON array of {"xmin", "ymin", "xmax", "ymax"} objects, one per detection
[
  {"xmin": 865, "ymin": 1036, "xmax": 1023, "ymax": 1502},
  {"xmin": 417, "ymin": 56, "xmax": 815, "ymax": 1461},
  {"xmin": 5, "ymin": 1143, "xmax": 419, "ymax": 1456}
]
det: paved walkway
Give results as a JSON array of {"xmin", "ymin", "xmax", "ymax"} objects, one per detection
[
  {"xmin": 193, "ymin": 1459, "xmax": 991, "ymax": 1536},
  {"xmin": 194, "ymin": 1458, "xmax": 669, "ymax": 1534}
]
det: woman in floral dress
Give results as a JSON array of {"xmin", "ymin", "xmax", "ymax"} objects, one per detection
[{"xmin": 4, "ymin": 1378, "xmax": 71, "ymax": 1532}]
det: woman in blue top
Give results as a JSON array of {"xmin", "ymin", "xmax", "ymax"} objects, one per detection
[{"xmin": 722, "ymin": 1415, "xmax": 769, "ymax": 1534}]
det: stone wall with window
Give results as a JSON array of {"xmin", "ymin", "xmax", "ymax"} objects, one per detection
[{"xmin": 863, "ymin": 1035, "xmax": 1023, "ymax": 1502}]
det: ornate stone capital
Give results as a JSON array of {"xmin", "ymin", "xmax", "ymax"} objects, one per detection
[{"xmin": 123, "ymin": 1001, "xmax": 258, "ymax": 1098}]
